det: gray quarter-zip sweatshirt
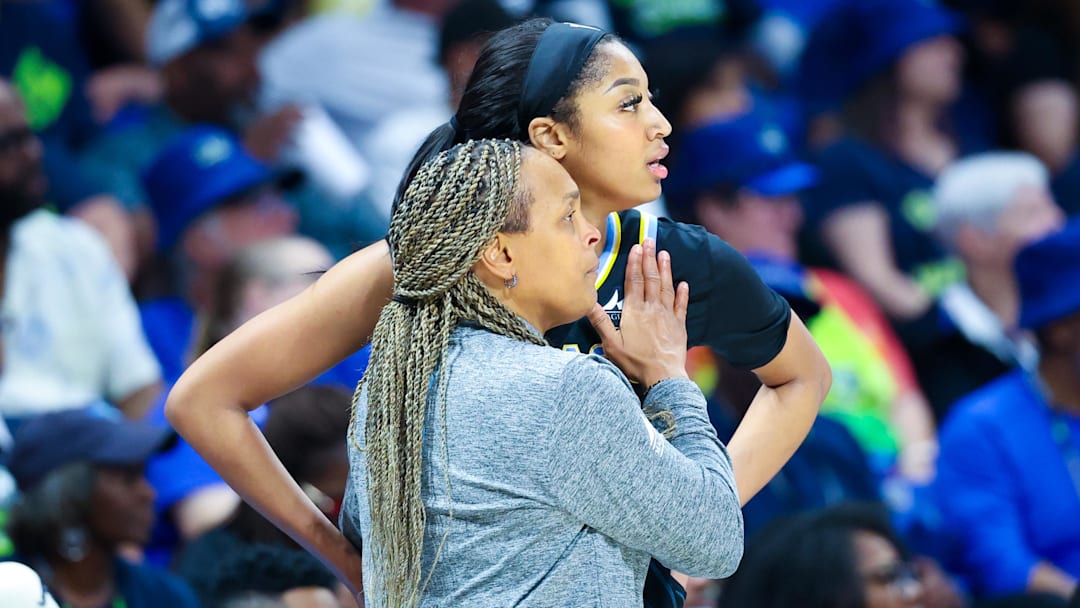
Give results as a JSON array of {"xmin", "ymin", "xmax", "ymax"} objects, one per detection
[{"xmin": 343, "ymin": 325, "xmax": 743, "ymax": 607}]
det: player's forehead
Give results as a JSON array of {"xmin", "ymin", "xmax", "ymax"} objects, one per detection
[
  {"xmin": 576, "ymin": 42, "xmax": 650, "ymax": 102},
  {"xmin": 520, "ymin": 148, "xmax": 579, "ymax": 215}
]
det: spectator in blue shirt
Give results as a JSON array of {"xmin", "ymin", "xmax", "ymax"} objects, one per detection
[{"xmin": 934, "ymin": 218, "xmax": 1080, "ymax": 601}]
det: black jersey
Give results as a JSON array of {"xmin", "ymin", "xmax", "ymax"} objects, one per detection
[{"xmin": 545, "ymin": 208, "xmax": 791, "ymax": 369}]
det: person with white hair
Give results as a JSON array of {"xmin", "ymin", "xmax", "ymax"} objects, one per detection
[
  {"xmin": 0, "ymin": 562, "xmax": 60, "ymax": 608},
  {"xmin": 932, "ymin": 151, "xmax": 1066, "ymax": 370}
]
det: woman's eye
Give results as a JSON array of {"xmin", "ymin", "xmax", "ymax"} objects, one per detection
[{"xmin": 621, "ymin": 94, "xmax": 644, "ymax": 111}]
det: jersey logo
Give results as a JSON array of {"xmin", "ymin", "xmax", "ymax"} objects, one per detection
[{"xmin": 602, "ymin": 289, "xmax": 623, "ymax": 323}]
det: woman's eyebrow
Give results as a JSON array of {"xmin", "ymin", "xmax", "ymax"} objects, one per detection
[{"xmin": 605, "ymin": 77, "xmax": 641, "ymax": 93}]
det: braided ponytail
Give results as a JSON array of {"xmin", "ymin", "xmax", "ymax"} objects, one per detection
[{"xmin": 354, "ymin": 139, "xmax": 543, "ymax": 607}]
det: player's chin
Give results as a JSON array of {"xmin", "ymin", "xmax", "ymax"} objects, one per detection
[
  {"xmin": 576, "ymin": 283, "xmax": 598, "ymax": 316},
  {"xmin": 642, "ymin": 179, "xmax": 663, "ymax": 202}
]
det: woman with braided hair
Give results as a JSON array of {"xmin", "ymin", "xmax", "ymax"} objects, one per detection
[
  {"xmin": 351, "ymin": 138, "xmax": 740, "ymax": 606},
  {"xmin": 166, "ymin": 18, "xmax": 830, "ymax": 605}
]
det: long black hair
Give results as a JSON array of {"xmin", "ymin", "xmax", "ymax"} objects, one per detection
[{"xmin": 392, "ymin": 18, "xmax": 617, "ymax": 213}]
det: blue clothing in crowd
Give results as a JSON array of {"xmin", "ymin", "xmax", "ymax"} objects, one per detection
[
  {"xmin": 139, "ymin": 296, "xmax": 370, "ymax": 387},
  {"xmin": 1051, "ymin": 156, "xmax": 1080, "ymax": 219},
  {"xmin": 934, "ymin": 369, "xmax": 1080, "ymax": 597},
  {"xmin": 139, "ymin": 296, "xmax": 369, "ymax": 567},
  {"xmin": 140, "ymin": 297, "xmax": 195, "ymax": 386},
  {"xmin": 142, "ymin": 389, "xmax": 269, "ymax": 568},
  {"xmin": 106, "ymin": 556, "xmax": 201, "ymax": 608},
  {"xmin": 80, "ymin": 104, "xmax": 189, "ymax": 212}
]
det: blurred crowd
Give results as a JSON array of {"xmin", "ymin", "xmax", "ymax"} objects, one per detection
[{"xmin": 1, "ymin": 0, "xmax": 1080, "ymax": 607}]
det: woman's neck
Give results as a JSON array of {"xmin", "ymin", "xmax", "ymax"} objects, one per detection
[
  {"xmin": 50, "ymin": 546, "xmax": 117, "ymax": 608},
  {"xmin": 1040, "ymin": 354, "xmax": 1080, "ymax": 415},
  {"xmin": 896, "ymin": 97, "xmax": 940, "ymax": 135},
  {"xmin": 965, "ymin": 261, "xmax": 1020, "ymax": 328},
  {"xmin": 894, "ymin": 98, "xmax": 955, "ymax": 175}
]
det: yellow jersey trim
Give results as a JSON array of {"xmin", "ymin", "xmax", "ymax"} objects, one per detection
[{"xmin": 637, "ymin": 210, "xmax": 658, "ymax": 245}]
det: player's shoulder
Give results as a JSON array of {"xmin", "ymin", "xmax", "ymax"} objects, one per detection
[
  {"xmin": 613, "ymin": 209, "xmax": 744, "ymax": 287},
  {"xmin": 632, "ymin": 209, "xmax": 745, "ymax": 263}
]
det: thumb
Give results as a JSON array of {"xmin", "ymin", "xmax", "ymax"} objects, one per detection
[{"xmin": 587, "ymin": 303, "xmax": 618, "ymax": 345}]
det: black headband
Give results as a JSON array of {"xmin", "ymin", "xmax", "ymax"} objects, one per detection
[{"xmin": 518, "ymin": 22, "xmax": 606, "ymax": 139}]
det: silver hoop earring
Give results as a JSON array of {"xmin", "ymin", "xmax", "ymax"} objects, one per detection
[
  {"xmin": 58, "ymin": 527, "xmax": 89, "ymax": 562},
  {"xmin": 504, "ymin": 274, "xmax": 518, "ymax": 289}
]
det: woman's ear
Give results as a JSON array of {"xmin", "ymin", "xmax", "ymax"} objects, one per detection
[
  {"xmin": 476, "ymin": 233, "xmax": 516, "ymax": 284},
  {"xmin": 528, "ymin": 116, "xmax": 570, "ymax": 160}
]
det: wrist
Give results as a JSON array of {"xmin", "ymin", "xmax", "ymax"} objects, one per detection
[{"xmin": 643, "ymin": 370, "xmax": 690, "ymax": 392}]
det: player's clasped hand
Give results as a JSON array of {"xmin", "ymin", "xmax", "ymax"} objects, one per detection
[{"xmin": 588, "ymin": 238, "xmax": 691, "ymax": 388}]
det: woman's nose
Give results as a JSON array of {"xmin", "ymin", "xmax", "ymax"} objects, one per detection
[
  {"xmin": 650, "ymin": 103, "xmax": 673, "ymax": 140},
  {"xmin": 583, "ymin": 219, "xmax": 601, "ymax": 248}
]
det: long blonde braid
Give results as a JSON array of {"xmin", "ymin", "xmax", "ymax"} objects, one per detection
[{"xmin": 354, "ymin": 139, "xmax": 545, "ymax": 607}]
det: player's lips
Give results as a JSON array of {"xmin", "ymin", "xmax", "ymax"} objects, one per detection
[
  {"xmin": 648, "ymin": 145, "xmax": 669, "ymax": 180},
  {"xmin": 648, "ymin": 145, "xmax": 670, "ymax": 164}
]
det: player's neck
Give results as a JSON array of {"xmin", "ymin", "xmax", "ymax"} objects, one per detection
[
  {"xmin": 582, "ymin": 204, "xmax": 611, "ymax": 255},
  {"xmin": 581, "ymin": 185, "xmax": 633, "ymax": 256}
]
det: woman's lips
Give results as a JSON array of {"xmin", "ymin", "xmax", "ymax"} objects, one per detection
[{"xmin": 648, "ymin": 145, "xmax": 670, "ymax": 179}]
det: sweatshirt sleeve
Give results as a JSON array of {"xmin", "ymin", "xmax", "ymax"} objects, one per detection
[{"xmin": 540, "ymin": 355, "xmax": 743, "ymax": 578}]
